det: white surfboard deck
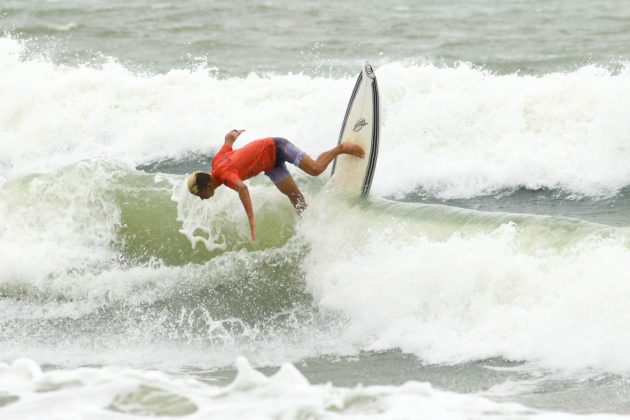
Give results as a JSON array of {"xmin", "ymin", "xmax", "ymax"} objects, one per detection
[{"xmin": 330, "ymin": 62, "xmax": 380, "ymax": 197}]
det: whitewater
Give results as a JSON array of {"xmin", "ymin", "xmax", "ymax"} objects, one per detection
[
  {"xmin": 4, "ymin": 36, "xmax": 630, "ymax": 198},
  {"xmin": 3, "ymin": 4, "xmax": 630, "ymax": 415}
]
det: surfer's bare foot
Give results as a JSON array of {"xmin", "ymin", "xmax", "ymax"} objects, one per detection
[{"xmin": 341, "ymin": 142, "xmax": 365, "ymax": 158}]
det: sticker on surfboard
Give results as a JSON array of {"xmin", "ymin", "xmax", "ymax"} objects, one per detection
[{"xmin": 330, "ymin": 62, "xmax": 380, "ymax": 197}]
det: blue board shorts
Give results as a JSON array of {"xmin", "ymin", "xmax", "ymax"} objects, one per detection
[{"xmin": 265, "ymin": 137, "xmax": 306, "ymax": 184}]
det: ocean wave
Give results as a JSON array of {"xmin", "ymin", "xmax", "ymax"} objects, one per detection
[
  {"xmin": 3, "ymin": 37, "xmax": 630, "ymax": 198},
  {"xmin": 4, "ymin": 37, "xmax": 630, "ymax": 375},
  {"xmin": 4, "ymin": 160, "xmax": 630, "ymax": 374}
]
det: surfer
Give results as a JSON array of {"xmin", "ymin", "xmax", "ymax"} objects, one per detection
[{"xmin": 187, "ymin": 129, "xmax": 364, "ymax": 240}]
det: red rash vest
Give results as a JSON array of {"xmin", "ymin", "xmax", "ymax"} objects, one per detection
[{"xmin": 211, "ymin": 138, "xmax": 276, "ymax": 190}]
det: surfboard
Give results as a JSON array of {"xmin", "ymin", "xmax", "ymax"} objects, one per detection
[{"xmin": 330, "ymin": 62, "xmax": 380, "ymax": 196}]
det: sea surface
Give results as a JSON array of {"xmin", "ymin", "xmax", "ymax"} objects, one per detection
[{"xmin": 3, "ymin": 1, "xmax": 630, "ymax": 419}]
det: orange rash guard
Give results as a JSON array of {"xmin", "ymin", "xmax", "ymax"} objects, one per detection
[{"xmin": 211, "ymin": 138, "xmax": 277, "ymax": 190}]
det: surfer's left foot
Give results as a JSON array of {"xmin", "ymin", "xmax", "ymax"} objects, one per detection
[{"xmin": 341, "ymin": 142, "xmax": 365, "ymax": 158}]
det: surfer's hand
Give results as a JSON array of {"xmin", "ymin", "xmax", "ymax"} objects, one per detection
[{"xmin": 225, "ymin": 129, "xmax": 246, "ymax": 144}]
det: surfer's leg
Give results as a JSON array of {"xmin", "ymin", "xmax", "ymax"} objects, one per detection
[
  {"xmin": 272, "ymin": 136, "xmax": 363, "ymax": 177},
  {"xmin": 265, "ymin": 157, "xmax": 307, "ymax": 214},
  {"xmin": 299, "ymin": 143, "xmax": 365, "ymax": 176},
  {"xmin": 273, "ymin": 138, "xmax": 306, "ymax": 167},
  {"xmin": 274, "ymin": 175, "xmax": 307, "ymax": 214}
]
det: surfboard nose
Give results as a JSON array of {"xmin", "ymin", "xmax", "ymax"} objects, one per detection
[{"xmin": 365, "ymin": 62, "xmax": 375, "ymax": 79}]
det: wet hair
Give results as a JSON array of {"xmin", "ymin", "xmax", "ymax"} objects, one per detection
[{"xmin": 195, "ymin": 172, "xmax": 211, "ymax": 192}]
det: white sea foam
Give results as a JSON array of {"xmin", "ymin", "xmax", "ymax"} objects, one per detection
[
  {"xmin": 300, "ymin": 196, "xmax": 630, "ymax": 374},
  {"xmin": 0, "ymin": 160, "xmax": 122, "ymax": 294},
  {"xmin": 3, "ymin": 37, "xmax": 630, "ymax": 197},
  {"xmin": 375, "ymin": 63, "xmax": 630, "ymax": 198},
  {"xmin": 0, "ymin": 357, "xmax": 620, "ymax": 420}
]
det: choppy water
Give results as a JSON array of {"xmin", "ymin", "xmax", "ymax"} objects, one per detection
[
  {"xmin": 4, "ymin": 0, "xmax": 630, "ymax": 75},
  {"xmin": 3, "ymin": 1, "xmax": 630, "ymax": 419}
]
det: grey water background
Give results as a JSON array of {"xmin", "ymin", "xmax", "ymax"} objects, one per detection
[
  {"xmin": 3, "ymin": 0, "xmax": 630, "ymax": 76},
  {"xmin": 3, "ymin": 0, "xmax": 630, "ymax": 416}
]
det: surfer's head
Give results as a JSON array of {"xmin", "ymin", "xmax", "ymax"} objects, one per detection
[{"xmin": 187, "ymin": 171, "xmax": 216, "ymax": 200}]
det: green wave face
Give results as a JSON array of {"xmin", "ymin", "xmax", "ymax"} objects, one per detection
[
  {"xmin": 115, "ymin": 168, "xmax": 299, "ymax": 266},
  {"xmin": 2, "ymin": 158, "xmax": 624, "ymax": 306}
]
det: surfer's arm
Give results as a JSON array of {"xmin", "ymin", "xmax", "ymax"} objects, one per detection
[
  {"xmin": 224, "ymin": 129, "xmax": 246, "ymax": 147},
  {"xmin": 234, "ymin": 180, "xmax": 256, "ymax": 241}
]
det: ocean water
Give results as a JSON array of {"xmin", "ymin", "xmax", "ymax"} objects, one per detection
[{"xmin": 3, "ymin": 1, "xmax": 630, "ymax": 418}]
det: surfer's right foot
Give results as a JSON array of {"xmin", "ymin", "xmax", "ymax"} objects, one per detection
[{"xmin": 341, "ymin": 142, "xmax": 365, "ymax": 158}]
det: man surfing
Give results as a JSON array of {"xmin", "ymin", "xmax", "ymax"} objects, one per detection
[{"xmin": 186, "ymin": 129, "xmax": 364, "ymax": 240}]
